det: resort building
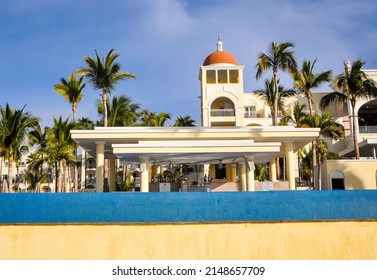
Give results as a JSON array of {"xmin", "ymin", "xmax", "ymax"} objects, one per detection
[{"xmin": 2, "ymin": 38, "xmax": 377, "ymax": 192}]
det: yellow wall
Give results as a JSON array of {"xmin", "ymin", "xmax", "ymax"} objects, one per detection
[
  {"xmin": 1, "ymin": 221, "xmax": 377, "ymax": 260},
  {"xmin": 323, "ymin": 160, "xmax": 377, "ymax": 190}
]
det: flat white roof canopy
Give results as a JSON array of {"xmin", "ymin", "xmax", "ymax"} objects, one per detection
[{"xmin": 71, "ymin": 126, "xmax": 320, "ymax": 165}]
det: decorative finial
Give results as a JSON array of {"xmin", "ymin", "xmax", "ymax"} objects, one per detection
[
  {"xmin": 217, "ymin": 34, "xmax": 223, "ymax": 51},
  {"xmin": 346, "ymin": 59, "xmax": 351, "ymax": 74}
]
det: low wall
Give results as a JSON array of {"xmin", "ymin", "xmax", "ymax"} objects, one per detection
[
  {"xmin": 0, "ymin": 191, "xmax": 377, "ymax": 259},
  {"xmin": 321, "ymin": 160, "xmax": 377, "ymax": 190}
]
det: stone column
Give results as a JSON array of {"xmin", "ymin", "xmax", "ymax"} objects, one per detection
[
  {"xmin": 269, "ymin": 158, "xmax": 277, "ymax": 181},
  {"xmin": 239, "ymin": 162, "xmax": 246, "ymax": 191},
  {"xmin": 246, "ymin": 158, "xmax": 255, "ymax": 191},
  {"xmin": 109, "ymin": 158, "xmax": 116, "ymax": 192},
  {"xmin": 230, "ymin": 163, "xmax": 237, "ymax": 182},
  {"xmin": 95, "ymin": 142, "xmax": 105, "ymax": 192},
  {"xmin": 151, "ymin": 165, "xmax": 159, "ymax": 180},
  {"xmin": 285, "ymin": 142, "xmax": 295, "ymax": 190},
  {"xmin": 226, "ymin": 163, "xmax": 231, "ymax": 181},
  {"xmin": 140, "ymin": 158, "xmax": 149, "ymax": 192}
]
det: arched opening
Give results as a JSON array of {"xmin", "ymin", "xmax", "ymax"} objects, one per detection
[
  {"xmin": 210, "ymin": 97, "xmax": 236, "ymax": 126},
  {"xmin": 330, "ymin": 170, "xmax": 345, "ymax": 190},
  {"xmin": 358, "ymin": 99, "xmax": 377, "ymax": 133},
  {"xmin": 42, "ymin": 186, "xmax": 51, "ymax": 193},
  {"xmin": 210, "ymin": 97, "xmax": 235, "ymax": 116}
]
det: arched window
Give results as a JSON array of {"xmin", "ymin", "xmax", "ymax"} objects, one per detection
[
  {"xmin": 245, "ymin": 100, "xmax": 257, "ymax": 118},
  {"xmin": 330, "ymin": 170, "xmax": 345, "ymax": 190}
]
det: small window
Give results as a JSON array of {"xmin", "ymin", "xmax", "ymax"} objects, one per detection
[
  {"xmin": 206, "ymin": 70, "xmax": 216, "ymax": 84},
  {"xmin": 245, "ymin": 106, "xmax": 256, "ymax": 118},
  {"xmin": 330, "ymin": 170, "xmax": 345, "ymax": 190},
  {"xmin": 218, "ymin": 70, "xmax": 228, "ymax": 83},
  {"xmin": 229, "ymin": 70, "xmax": 239, "ymax": 83}
]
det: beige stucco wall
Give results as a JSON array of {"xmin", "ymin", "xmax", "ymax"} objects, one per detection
[
  {"xmin": 1, "ymin": 221, "xmax": 377, "ymax": 260},
  {"xmin": 322, "ymin": 160, "xmax": 377, "ymax": 190}
]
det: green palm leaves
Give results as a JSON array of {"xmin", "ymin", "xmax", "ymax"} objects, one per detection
[
  {"xmin": 76, "ymin": 49, "xmax": 136, "ymax": 127},
  {"xmin": 0, "ymin": 104, "xmax": 39, "ymax": 191},
  {"xmin": 255, "ymin": 78, "xmax": 295, "ymax": 119},
  {"xmin": 320, "ymin": 59, "xmax": 377, "ymax": 159},
  {"xmin": 54, "ymin": 74, "xmax": 85, "ymax": 122},
  {"xmin": 292, "ymin": 59, "xmax": 332, "ymax": 114},
  {"xmin": 256, "ymin": 42, "xmax": 297, "ymax": 125}
]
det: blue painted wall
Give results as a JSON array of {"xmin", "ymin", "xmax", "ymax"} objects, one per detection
[{"xmin": 0, "ymin": 191, "xmax": 376, "ymax": 224}]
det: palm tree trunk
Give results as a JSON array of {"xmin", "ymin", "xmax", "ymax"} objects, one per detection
[
  {"xmin": 58, "ymin": 161, "xmax": 63, "ymax": 192},
  {"xmin": 275, "ymin": 158, "xmax": 280, "ymax": 180},
  {"xmin": 318, "ymin": 161, "xmax": 322, "ymax": 190},
  {"xmin": 54, "ymin": 162, "xmax": 59, "ymax": 192},
  {"xmin": 307, "ymin": 96, "xmax": 313, "ymax": 115},
  {"xmin": 66, "ymin": 164, "xmax": 72, "ymax": 192},
  {"xmin": 351, "ymin": 105, "xmax": 360, "ymax": 159},
  {"xmin": 7, "ymin": 156, "xmax": 13, "ymax": 192},
  {"xmin": 102, "ymin": 90, "xmax": 109, "ymax": 192},
  {"xmin": 273, "ymin": 73, "xmax": 279, "ymax": 126},
  {"xmin": 72, "ymin": 106, "xmax": 79, "ymax": 193},
  {"xmin": 102, "ymin": 91, "xmax": 108, "ymax": 127},
  {"xmin": 0, "ymin": 157, "xmax": 3, "ymax": 191},
  {"xmin": 312, "ymin": 140, "xmax": 317, "ymax": 189}
]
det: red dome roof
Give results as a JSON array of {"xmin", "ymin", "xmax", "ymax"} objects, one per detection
[{"xmin": 203, "ymin": 50, "xmax": 238, "ymax": 66}]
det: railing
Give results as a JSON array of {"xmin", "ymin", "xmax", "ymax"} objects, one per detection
[
  {"xmin": 210, "ymin": 109, "xmax": 235, "ymax": 117},
  {"xmin": 86, "ymin": 164, "xmax": 96, "ymax": 170},
  {"xmin": 359, "ymin": 125, "xmax": 377, "ymax": 133},
  {"xmin": 244, "ymin": 112, "xmax": 257, "ymax": 118},
  {"xmin": 244, "ymin": 112, "xmax": 265, "ymax": 118}
]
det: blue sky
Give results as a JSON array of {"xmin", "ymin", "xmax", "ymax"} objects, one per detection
[{"xmin": 1, "ymin": 0, "xmax": 377, "ymax": 127}]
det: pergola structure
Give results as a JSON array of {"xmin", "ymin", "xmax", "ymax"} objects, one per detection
[{"xmin": 70, "ymin": 126, "xmax": 320, "ymax": 192}]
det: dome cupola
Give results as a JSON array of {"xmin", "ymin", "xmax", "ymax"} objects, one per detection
[{"xmin": 203, "ymin": 36, "xmax": 238, "ymax": 66}]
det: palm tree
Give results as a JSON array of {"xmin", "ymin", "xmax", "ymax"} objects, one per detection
[
  {"xmin": 255, "ymin": 78, "xmax": 296, "ymax": 120},
  {"xmin": 174, "ymin": 115, "xmax": 196, "ymax": 127},
  {"xmin": 254, "ymin": 163, "xmax": 268, "ymax": 181},
  {"xmin": 96, "ymin": 95, "xmax": 141, "ymax": 127},
  {"xmin": 76, "ymin": 117, "xmax": 95, "ymax": 189},
  {"xmin": 141, "ymin": 111, "xmax": 171, "ymax": 127},
  {"xmin": 256, "ymin": 41, "xmax": 297, "ymax": 125},
  {"xmin": 45, "ymin": 117, "xmax": 78, "ymax": 192},
  {"xmin": 301, "ymin": 113, "xmax": 344, "ymax": 188},
  {"xmin": 292, "ymin": 59, "xmax": 332, "ymax": 115},
  {"xmin": 54, "ymin": 74, "xmax": 85, "ymax": 192},
  {"xmin": 76, "ymin": 49, "xmax": 135, "ymax": 192},
  {"xmin": 255, "ymin": 79, "xmax": 295, "ymax": 180},
  {"xmin": 54, "ymin": 74, "xmax": 85, "ymax": 122},
  {"xmin": 24, "ymin": 168, "xmax": 47, "ymax": 192},
  {"xmin": 28, "ymin": 124, "xmax": 49, "ymax": 179},
  {"xmin": 282, "ymin": 103, "xmax": 308, "ymax": 127},
  {"xmin": 320, "ymin": 59, "xmax": 377, "ymax": 159},
  {"xmin": 77, "ymin": 117, "xmax": 95, "ymax": 130},
  {"xmin": 75, "ymin": 49, "xmax": 136, "ymax": 127},
  {"xmin": 0, "ymin": 104, "xmax": 39, "ymax": 192}
]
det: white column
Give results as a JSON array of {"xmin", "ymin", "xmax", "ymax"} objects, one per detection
[
  {"xmin": 269, "ymin": 158, "xmax": 277, "ymax": 181},
  {"xmin": 230, "ymin": 163, "xmax": 237, "ymax": 182},
  {"xmin": 203, "ymin": 164, "xmax": 210, "ymax": 181},
  {"xmin": 285, "ymin": 142, "xmax": 295, "ymax": 190},
  {"xmin": 246, "ymin": 158, "xmax": 255, "ymax": 191},
  {"xmin": 109, "ymin": 158, "xmax": 116, "ymax": 192},
  {"xmin": 140, "ymin": 158, "xmax": 150, "ymax": 192},
  {"xmin": 95, "ymin": 142, "xmax": 105, "ymax": 192},
  {"xmin": 239, "ymin": 162, "xmax": 246, "ymax": 191}
]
